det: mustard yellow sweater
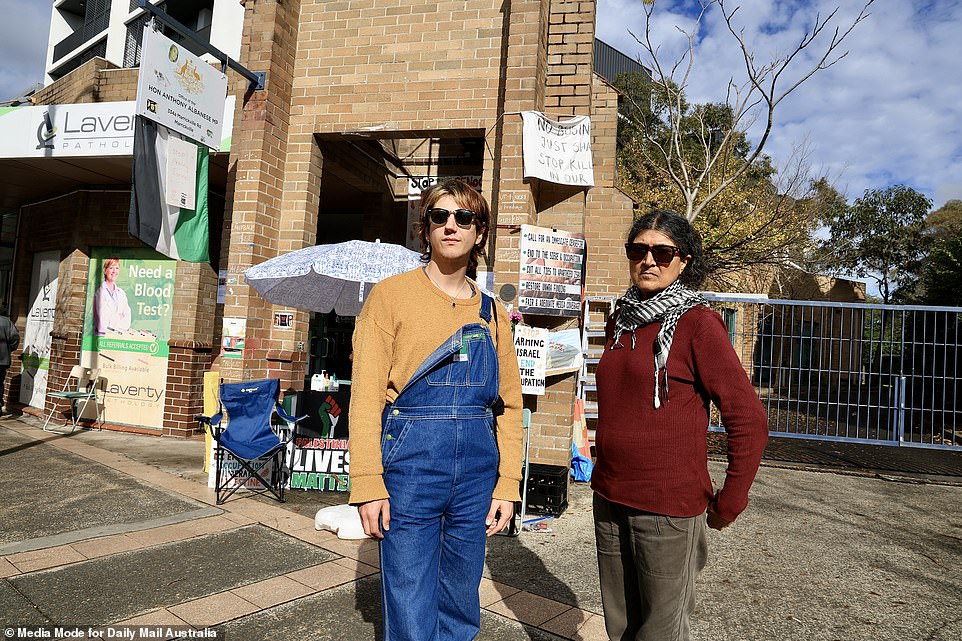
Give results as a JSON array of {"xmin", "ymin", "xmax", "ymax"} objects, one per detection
[{"xmin": 348, "ymin": 267, "xmax": 524, "ymax": 505}]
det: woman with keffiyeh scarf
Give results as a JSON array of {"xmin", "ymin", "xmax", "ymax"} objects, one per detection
[{"xmin": 591, "ymin": 210, "xmax": 768, "ymax": 641}]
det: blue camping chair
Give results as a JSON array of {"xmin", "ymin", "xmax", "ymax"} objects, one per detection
[{"xmin": 195, "ymin": 379, "xmax": 307, "ymax": 505}]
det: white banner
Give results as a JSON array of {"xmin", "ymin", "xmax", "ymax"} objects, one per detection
[
  {"xmin": 20, "ymin": 251, "xmax": 60, "ymax": 407},
  {"xmin": 521, "ymin": 111, "xmax": 594, "ymax": 187},
  {"xmin": 164, "ymin": 136, "xmax": 198, "ymax": 209},
  {"xmin": 514, "ymin": 324, "xmax": 548, "ymax": 396},
  {"xmin": 136, "ymin": 27, "xmax": 228, "ymax": 149}
]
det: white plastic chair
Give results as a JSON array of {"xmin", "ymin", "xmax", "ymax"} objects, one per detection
[{"xmin": 42, "ymin": 366, "xmax": 106, "ymax": 433}]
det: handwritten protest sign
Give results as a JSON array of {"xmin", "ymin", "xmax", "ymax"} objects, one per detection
[
  {"xmin": 514, "ymin": 324, "xmax": 548, "ymax": 395},
  {"xmin": 521, "ymin": 112, "xmax": 594, "ymax": 186},
  {"xmin": 518, "ymin": 224, "xmax": 586, "ymax": 317}
]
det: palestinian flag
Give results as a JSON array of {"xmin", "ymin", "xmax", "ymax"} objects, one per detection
[{"xmin": 129, "ymin": 116, "xmax": 210, "ymax": 262}]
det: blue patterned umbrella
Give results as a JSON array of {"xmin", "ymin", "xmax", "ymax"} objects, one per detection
[{"xmin": 244, "ymin": 240, "xmax": 425, "ymax": 316}]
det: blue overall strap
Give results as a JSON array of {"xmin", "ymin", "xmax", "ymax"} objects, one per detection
[{"xmin": 479, "ymin": 293, "xmax": 493, "ymax": 323}]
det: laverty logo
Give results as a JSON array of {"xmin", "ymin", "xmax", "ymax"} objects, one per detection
[{"xmin": 36, "ymin": 111, "xmax": 56, "ymax": 149}]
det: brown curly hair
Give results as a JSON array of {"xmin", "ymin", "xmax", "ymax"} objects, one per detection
[{"xmin": 416, "ymin": 179, "xmax": 490, "ymax": 276}]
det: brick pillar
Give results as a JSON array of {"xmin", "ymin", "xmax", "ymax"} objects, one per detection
[
  {"xmin": 492, "ymin": 0, "xmax": 600, "ymax": 467},
  {"xmin": 220, "ymin": 0, "xmax": 304, "ymax": 387},
  {"xmin": 584, "ymin": 74, "xmax": 636, "ymax": 299},
  {"xmin": 43, "ymin": 247, "xmax": 92, "ymax": 423},
  {"xmin": 164, "ymin": 341, "xmax": 215, "ymax": 437},
  {"xmin": 489, "ymin": 0, "xmax": 546, "ymax": 284}
]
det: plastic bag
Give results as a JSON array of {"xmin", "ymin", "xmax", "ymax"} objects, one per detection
[
  {"xmin": 314, "ymin": 504, "xmax": 368, "ymax": 539},
  {"xmin": 570, "ymin": 440, "xmax": 593, "ymax": 482}
]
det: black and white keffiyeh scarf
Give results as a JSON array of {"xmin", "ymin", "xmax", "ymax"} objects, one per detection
[{"xmin": 610, "ymin": 280, "xmax": 707, "ymax": 409}]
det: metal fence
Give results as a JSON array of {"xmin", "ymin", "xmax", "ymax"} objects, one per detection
[{"xmin": 702, "ymin": 294, "xmax": 962, "ymax": 450}]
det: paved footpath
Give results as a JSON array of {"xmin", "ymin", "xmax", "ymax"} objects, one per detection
[{"xmin": 1, "ymin": 414, "xmax": 961, "ymax": 641}]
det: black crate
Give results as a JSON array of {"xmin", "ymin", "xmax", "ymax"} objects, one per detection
[{"xmin": 523, "ymin": 463, "xmax": 569, "ymax": 516}]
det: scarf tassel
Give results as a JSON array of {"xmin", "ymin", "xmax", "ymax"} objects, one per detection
[{"xmin": 654, "ymin": 365, "xmax": 667, "ymax": 409}]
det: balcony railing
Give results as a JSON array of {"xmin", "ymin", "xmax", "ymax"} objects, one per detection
[{"xmin": 52, "ymin": 28, "xmax": 89, "ymax": 63}]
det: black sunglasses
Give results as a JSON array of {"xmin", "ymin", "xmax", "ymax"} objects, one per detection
[
  {"xmin": 427, "ymin": 207, "xmax": 477, "ymax": 228},
  {"xmin": 625, "ymin": 242, "xmax": 683, "ymax": 265}
]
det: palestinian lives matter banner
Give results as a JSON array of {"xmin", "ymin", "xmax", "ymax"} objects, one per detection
[
  {"xmin": 290, "ymin": 392, "xmax": 351, "ymax": 492},
  {"xmin": 20, "ymin": 251, "xmax": 59, "ymax": 407},
  {"xmin": 81, "ymin": 248, "xmax": 176, "ymax": 429},
  {"xmin": 521, "ymin": 112, "xmax": 594, "ymax": 187},
  {"xmin": 518, "ymin": 224, "xmax": 586, "ymax": 317}
]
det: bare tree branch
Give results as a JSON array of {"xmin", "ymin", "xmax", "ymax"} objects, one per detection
[{"xmin": 622, "ymin": 0, "xmax": 875, "ymax": 223}]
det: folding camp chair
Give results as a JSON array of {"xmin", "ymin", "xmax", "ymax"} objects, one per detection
[
  {"xmin": 42, "ymin": 366, "xmax": 107, "ymax": 434},
  {"xmin": 195, "ymin": 378, "xmax": 307, "ymax": 505}
]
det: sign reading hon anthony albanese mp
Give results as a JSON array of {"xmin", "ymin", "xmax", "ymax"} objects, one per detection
[{"xmin": 135, "ymin": 27, "xmax": 227, "ymax": 150}]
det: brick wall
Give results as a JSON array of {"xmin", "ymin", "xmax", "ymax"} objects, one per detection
[
  {"xmin": 584, "ymin": 74, "xmax": 636, "ymax": 299},
  {"xmin": 29, "ymin": 57, "xmax": 140, "ymax": 105},
  {"xmin": 545, "ymin": 0, "xmax": 595, "ymax": 113},
  {"xmin": 31, "ymin": 57, "xmax": 119, "ymax": 104},
  {"xmin": 96, "ymin": 68, "xmax": 140, "ymax": 102},
  {"xmin": 294, "ymin": 0, "xmax": 507, "ymax": 133}
]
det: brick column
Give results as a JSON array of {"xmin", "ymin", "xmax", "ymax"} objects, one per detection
[
  {"xmin": 164, "ymin": 340, "xmax": 214, "ymax": 437},
  {"xmin": 220, "ymin": 0, "xmax": 304, "ymax": 387},
  {"xmin": 43, "ymin": 247, "xmax": 92, "ymax": 423},
  {"xmin": 489, "ymin": 0, "xmax": 547, "ymax": 285},
  {"xmin": 584, "ymin": 74, "xmax": 636, "ymax": 299},
  {"xmin": 493, "ymin": 0, "xmax": 601, "ymax": 467}
]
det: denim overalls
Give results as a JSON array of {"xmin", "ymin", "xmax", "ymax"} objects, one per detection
[{"xmin": 379, "ymin": 294, "xmax": 501, "ymax": 641}]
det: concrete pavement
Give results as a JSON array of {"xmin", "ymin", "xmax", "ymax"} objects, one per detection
[{"xmin": 1, "ymin": 413, "xmax": 961, "ymax": 641}]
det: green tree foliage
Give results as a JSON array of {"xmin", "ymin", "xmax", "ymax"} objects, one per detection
[
  {"xmin": 819, "ymin": 185, "xmax": 932, "ymax": 304},
  {"xmin": 910, "ymin": 200, "xmax": 962, "ymax": 305}
]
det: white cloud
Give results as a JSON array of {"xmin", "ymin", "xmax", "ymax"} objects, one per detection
[
  {"xmin": 596, "ymin": 0, "xmax": 962, "ymax": 208},
  {"xmin": 0, "ymin": 0, "xmax": 52, "ymax": 100}
]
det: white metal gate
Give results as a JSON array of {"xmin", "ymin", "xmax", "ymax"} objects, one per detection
[{"xmin": 703, "ymin": 294, "xmax": 962, "ymax": 450}]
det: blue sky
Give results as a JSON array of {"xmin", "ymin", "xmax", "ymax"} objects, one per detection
[
  {"xmin": 595, "ymin": 0, "xmax": 962, "ymax": 208},
  {"xmin": 2, "ymin": 0, "xmax": 960, "ymax": 209}
]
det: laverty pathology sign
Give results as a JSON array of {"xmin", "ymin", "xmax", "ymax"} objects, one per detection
[
  {"xmin": 0, "ymin": 102, "xmax": 136, "ymax": 158},
  {"xmin": 0, "ymin": 98, "xmax": 236, "ymax": 160}
]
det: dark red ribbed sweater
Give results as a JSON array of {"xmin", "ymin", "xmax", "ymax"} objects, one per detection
[{"xmin": 591, "ymin": 305, "xmax": 768, "ymax": 523}]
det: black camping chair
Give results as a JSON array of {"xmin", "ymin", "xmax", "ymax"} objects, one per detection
[{"xmin": 196, "ymin": 378, "xmax": 307, "ymax": 505}]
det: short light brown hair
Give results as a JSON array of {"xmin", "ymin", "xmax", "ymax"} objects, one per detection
[
  {"xmin": 417, "ymin": 179, "xmax": 490, "ymax": 276},
  {"xmin": 102, "ymin": 257, "xmax": 121, "ymax": 278}
]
